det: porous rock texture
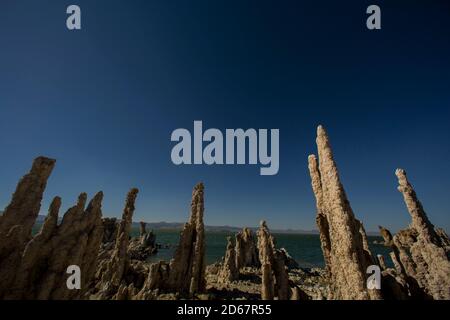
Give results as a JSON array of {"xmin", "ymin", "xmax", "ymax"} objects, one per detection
[
  {"xmin": 377, "ymin": 255, "xmax": 387, "ymax": 271},
  {"xmin": 381, "ymin": 226, "xmax": 426, "ymax": 299},
  {"xmin": 96, "ymin": 218, "xmax": 118, "ymax": 262},
  {"xmin": 391, "ymin": 169, "xmax": 450, "ymax": 300},
  {"xmin": 102, "ymin": 218, "xmax": 118, "ymax": 244},
  {"xmin": 235, "ymin": 227, "xmax": 260, "ymax": 269},
  {"xmin": 257, "ymin": 221, "xmax": 290, "ymax": 300},
  {"xmin": 308, "ymin": 155, "xmax": 332, "ymax": 277},
  {"xmin": 0, "ymin": 157, "xmax": 55, "ymax": 298},
  {"xmin": 136, "ymin": 183, "xmax": 207, "ymax": 298},
  {"xmin": 0, "ymin": 157, "xmax": 104, "ymax": 300},
  {"xmin": 308, "ymin": 126, "xmax": 450, "ymax": 300},
  {"xmin": 308, "ymin": 126, "xmax": 382, "ymax": 300},
  {"xmin": 166, "ymin": 183, "xmax": 206, "ymax": 295},
  {"xmin": 94, "ymin": 188, "xmax": 140, "ymax": 299},
  {"xmin": 217, "ymin": 236, "xmax": 239, "ymax": 284},
  {"xmin": 435, "ymin": 228, "xmax": 450, "ymax": 253}
]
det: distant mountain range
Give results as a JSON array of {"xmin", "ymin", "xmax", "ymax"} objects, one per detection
[
  {"xmin": 2, "ymin": 214, "xmax": 385, "ymax": 235},
  {"xmin": 31, "ymin": 215, "xmax": 318, "ymax": 234},
  {"xmin": 140, "ymin": 222, "xmax": 320, "ymax": 234}
]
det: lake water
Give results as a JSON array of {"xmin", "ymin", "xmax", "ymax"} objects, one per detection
[
  {"xmin": 138, "ymin": 229, "xmax": 391, "ymax": 268},
  {"xmin": 31, "ymin": 224, "xmax": 391, "ymax": 268}
]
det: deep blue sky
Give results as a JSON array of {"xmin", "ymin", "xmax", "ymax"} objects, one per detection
[{"xmin": 0, "ymin": 1, "xmax": 449, "ymax": 232}]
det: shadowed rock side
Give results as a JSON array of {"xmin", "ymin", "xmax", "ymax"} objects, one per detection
[
  {"xmin": 279, "ymin": 248, "xmax": 300, "ymax": 271},
  {"xmin": 167, "ymin": 183, "xmax": 206, "ymax": 294},
  {"xmin": 378, "ymin": 225, "xmax": 405, "ymax": 275},
  {"xmin": 97, "ymin": 218, "xmax": 117, "ymax": 262},
  {"xmin": 94, "ymin": 188, "xmax": 140, "ymax": 299},
  {"xmin": 257, "ymin": 221, "xmax": 292, "ymax": 300},
  {"xmin": 0, "ymin": 157, "xmax": 56, "ymax": 298},
  {"xmin": 134, "ymin": 183, "xmax": 207, "ymax": 299},
  {"xmin": 308, "ymin": 126, "xmax": 382, "ymax": 300},
  {"xmin": 235, "ymin": 227, "xmax": 260, "ymax": 269},
  {"xmin": 0, "ymin": 157, "xmax": 55, "ymax": 235},
  {"xmin": 377, "ymin": 224, "xmax": 419, "ymax": 298},
  {"xmin": 435, "ymin": 228, "xmax": 450, "ymax": 253},
  {"xmin": 102, "ymin": 218, "xmax": 118, "ymax": 245},
  {"xmin": 377, "ymin": 255, "xmax": 387, "ymax": 270},
  {"xmin": 0, "ymin": 157, "xmax": 104, "ymax": 300},
  {"xmin": 97, "ymin": 218, "xmax": 157, "ymax": 265},
  {"xmin": 308, "ymin": 155, "xmax": 331, "ymax": 276},
  {"xmin": 217, "ymin": 237, "xmax": 239, "ymax": 284},
  {"xmin": 128, "ymin": 222, "xmax": 157, "ymax": 260},
  {"xmin": 379, "ymin": 226, "xmax": 394, "ymax": 247}
]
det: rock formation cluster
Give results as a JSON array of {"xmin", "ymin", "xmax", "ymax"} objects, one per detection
[
  {"xmin": 132, "ymin": 183, "xmax": 207, "ymax": 298},
  {"xmin": 94, "ymin": 188, "xmax": 141, "ymax": 299},
  {"xmin": 257, "ymin": 221, "xmax": 292, "ymax": 300},
  {"xmin": 0, "ymin": 157, "xmax": 103, "ymax": 299},
  {"xmin": 216, "ymin": 227, "xmax": 260, "ymax": 285},
  {"xmin": 214, "ymin": 224, "xmax": 306, "ymax": 300},
  {"xmin": 376, "ymin": 169, "xmax": 450, "ymax": 300},
  {"xmin": 308, "ymin": 125, "xmax": 450, "ymax": 301},
  {"xmin": 1, "ymin": 124, "xmax": 449, "ymax": 301},
  {"xmin": 128, "ymin": 222, "xmax": 157, "ymax": 260}
]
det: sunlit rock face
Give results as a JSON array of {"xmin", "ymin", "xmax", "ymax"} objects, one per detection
[{"xmin": 308, "ymin": 126, "xmax": 381, "ymax": 300}]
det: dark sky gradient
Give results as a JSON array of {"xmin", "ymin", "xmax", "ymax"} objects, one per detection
[{"xmin": 1, "ymin": 1, "xmax": 449, "ymax": 232}]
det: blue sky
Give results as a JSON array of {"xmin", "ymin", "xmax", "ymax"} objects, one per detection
[{"xmin": 0, "ymin": 0, "xmax": 449, "ymax": 232}]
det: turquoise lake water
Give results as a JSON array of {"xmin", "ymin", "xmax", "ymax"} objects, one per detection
[
  {"xmin": 31, "ymin": 224, "xmax": 391, "ymax": 268},
  {"xmin": 142, "ymin": 229, "xmax": 391, "ymax": 268}
]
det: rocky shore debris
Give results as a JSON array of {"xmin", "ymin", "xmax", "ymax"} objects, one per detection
[{"xmin": 128, "ymin": 222, "xmax": 157, "ymax": 260}]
